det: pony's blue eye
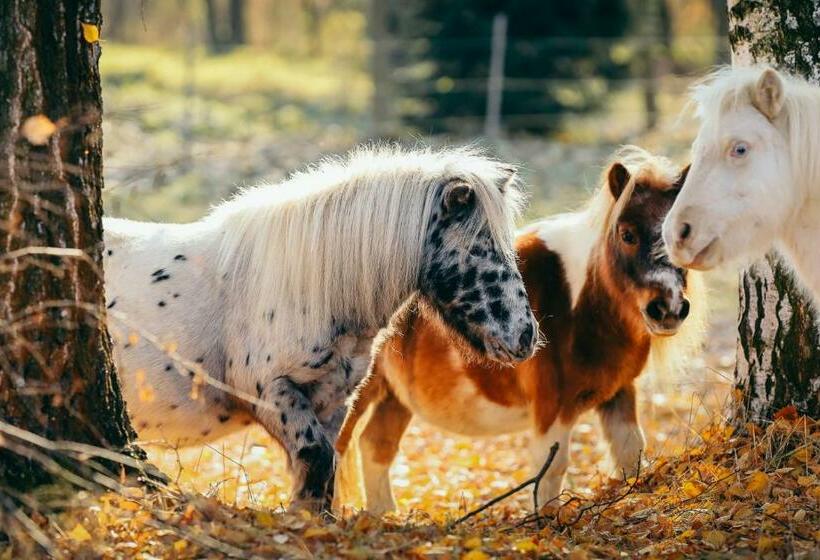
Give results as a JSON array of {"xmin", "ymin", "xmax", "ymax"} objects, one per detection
[{"xmin": 730, "ymin": 142, "xmax": 749, "ymax": 158}]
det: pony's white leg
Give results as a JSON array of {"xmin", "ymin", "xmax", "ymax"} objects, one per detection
[
  {"xmin": 254, "ymin": 376, "xmax": 335, "ymax": 513},
  {"xmin": 530, "ymin": 420, "xmax": 573, "ymax": 508},
  {"xmin": 597, "ymin": 384, "xmax": 645, "ymax": 479}
]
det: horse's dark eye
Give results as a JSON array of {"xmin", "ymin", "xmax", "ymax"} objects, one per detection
[
  {"xmin": 620, "ymin": 229, "xmax": 637, "ymax": 245},
  {"xmin": 730, "ymin": 141, "xmax": 749, "ymax": 158}
]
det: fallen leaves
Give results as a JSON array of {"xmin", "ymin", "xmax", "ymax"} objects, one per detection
[
  {"xmin": 3, "ymin": 372, "xmax": 820, "ymax": 559},
  {"xmin": 746, "ymin": 470, "xmax": 770, "ymax": 495},
  {"xmin": 20, "ymin": 115, "xmax": 57, "ymax": 145},
  {"xmin": 81, "ymin": 22, "xmax": 100, "ymax": 43},
  {"xmin": 67, "ymin": 524, "xmax": 91, "ymax": 543}
]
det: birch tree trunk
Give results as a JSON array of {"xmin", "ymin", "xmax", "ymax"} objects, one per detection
[
  {"xmin": 727, "ymin": 0, "xmax": 820, "ymax": 422},
  {"xmin": 0, "ymin": 0, "xmax": 142, "ymax": 491}
]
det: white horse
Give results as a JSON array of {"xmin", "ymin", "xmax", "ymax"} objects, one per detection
[
  {"xmin": 103, "ymin": 145, "xmax": 537, "ymax": 510},
  {"xmin": 663, "ymin": 66, "xmax": 820, "ymax": 306}
]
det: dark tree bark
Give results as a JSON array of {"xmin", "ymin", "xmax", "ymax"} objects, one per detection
[
  {"xmin": 0, "ymin": 0, "xmax": 142, "ymax": 490},
  {"xmin": 205, "ymin": 0, "xmax": 246, "ymax": 53},
  {"xmin": 728, "ymin": 0, "xmax": 820, "ymax": 423},
  {"xmin": 712, "ymin": 0, "xmax": 730, "ymax": 63},
  {"xmin": 228, "ymin": 0, "xmax": 246, "ymax": 46},
  {"xmin": 204, "ymin": 0, "xmax": 224, "ymax": 53}
]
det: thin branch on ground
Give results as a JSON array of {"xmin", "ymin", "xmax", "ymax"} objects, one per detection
[{"xmin": 451, "ymin": 442, "xmax": 559, "ymax": 527}]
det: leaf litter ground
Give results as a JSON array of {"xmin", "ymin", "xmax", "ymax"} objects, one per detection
[{"xmin": 5, "ymin": 322, "xmax": 820, "ymax": 559}]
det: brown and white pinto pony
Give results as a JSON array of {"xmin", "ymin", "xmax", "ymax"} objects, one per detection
[{"xmin": 335, "ymin": 147, "xmax": 707, "ymax": 514}]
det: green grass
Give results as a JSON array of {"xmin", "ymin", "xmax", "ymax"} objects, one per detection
[{"xmin": 101, "ymin": 43, "xmax": 370, "ymax": 140}]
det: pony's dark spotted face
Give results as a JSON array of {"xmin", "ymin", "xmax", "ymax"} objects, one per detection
[
  {"xmin": 419, "ymin": 178, "xmax": 536, "ymax": 363},
  {"xmin": 606, "ymin": 163, "xmax": 691, "ymax": 336}
]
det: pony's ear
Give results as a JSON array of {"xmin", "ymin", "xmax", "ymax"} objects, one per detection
[
  {"xmin": 752, "ymin": 68, "xmax": 785, "ymax": 120},
  {"xmin": 674, "ymin": 164, "xmax": 691, "ymax": 190},
  {"xmin": 443, "ymin": 182, "xmax": 475, "ymax": 215},
  {"xmin": 607, "ymin": 162, "xmax": 630, "ymax": 200},
  {"xmin": 497, "ymin": 165, "xmax": 517, "ymax": 192}
]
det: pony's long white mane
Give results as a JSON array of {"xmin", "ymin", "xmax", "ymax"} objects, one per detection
[
  {"xmin": 690, "ymin": 66, "xmax": 820, "ymax": 198},
  {"xmin": 209, "ymin": 145, "xmax": 524, "ymax": 342}
]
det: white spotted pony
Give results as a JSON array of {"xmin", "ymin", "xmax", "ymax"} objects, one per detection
[
  {"xmin": 103, "ymin": 145, "xmax": 537, "ymax": 511},
  {"xmin": 664, "ymin": 66, "xmax": 820, "ymax": 307}
]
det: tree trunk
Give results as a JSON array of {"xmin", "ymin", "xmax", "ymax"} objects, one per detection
[
  {"xmin": 369, "ymin": 0, "xmax": 393, "ymax": 138},
  {"xmin": 204, "ymin": 0, "xmax": 224, "ymax": 53},
  {"xmin": 712, "ymin": 0, "xmax": 730, "ymax": 64},
  {"xmin": 728, "ymin": 0, "xmax": 820, "ymax": 423},
  {"xmin": 228, "ymin": 0, "xmax": 245, "ymax": 46},
  {"xmin": 0, "ymin": 0, "xmax": 142, "ymax": 491}
]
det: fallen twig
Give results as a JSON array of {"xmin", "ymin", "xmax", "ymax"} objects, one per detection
[{"xmin": 451, "ymin": 442, "xmax": 559, "ymax": 527}]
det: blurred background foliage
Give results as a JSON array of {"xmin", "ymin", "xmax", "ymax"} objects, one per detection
[{"xmin": 100, "ymin": 0, "xmax": 727, "ymax": 222}]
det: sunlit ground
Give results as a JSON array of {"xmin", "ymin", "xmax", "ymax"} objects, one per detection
[{"xmin": 145, "ymin": 313, "xmax": 736, "ymax": 520}]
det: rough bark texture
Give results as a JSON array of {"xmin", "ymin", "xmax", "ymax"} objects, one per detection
[
  {"xmin": 728, "ymin": 0, "xmax": 820, "ymax": 423},
  {"xmin": 0, "ymin": 0, "xmax": 141, "ymax": 489}
]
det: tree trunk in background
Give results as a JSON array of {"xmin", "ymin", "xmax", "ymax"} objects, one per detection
[
  {"xmin": 0, "ymin": 0, "xmax": 142, "ymax": 490},
  {"xmin": 204, "ymin": 0, "xmax": 224, "ymax": 53},
  {"xmin": 638, "ymin": 0, "xmax": 666, "ymax": 131},
  {"xmin": 712, "ymin": 0, "xmax": 730, "ymax": 64},
  {"xmin": 728, "ymin": 0, "xmax": 820, "ymax": 423},
  {"xmin": 205, "ymin": 0, "xmax": 246, "ymax": 53},
  {"xmin": 228, "ymin": 0, "xmax": 246, "ymax": 46},
  {"xmin": 369, "ymin": 0, "xmax": 392, "ymax": 138}
]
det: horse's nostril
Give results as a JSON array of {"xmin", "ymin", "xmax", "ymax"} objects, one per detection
[
  {"xmin": 679, "ymin": 222, "xmax": 692, "ymax": 241},
  {"xmin": 518, "ymin": 323, "xmax": 534, "ymax": 351},
  {"xmin": 646, "ymin": 298, "xmax": 668, "ymax": 322},
  {"xmin": 678, "ymin": 299, "xmax": 691, "ymax": 320}
]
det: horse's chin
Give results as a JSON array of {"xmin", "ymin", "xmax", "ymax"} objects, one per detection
[
  {"xmin": 644, "ymin": 320, "xmax": 682, "ymax": 338},
  {"xmin": 670, "ymin": 236, "xmax": 722, "ymax": 271}
]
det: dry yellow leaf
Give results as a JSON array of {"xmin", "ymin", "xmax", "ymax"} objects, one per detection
[
  {"xmin": 68, "ymin": 524, "xmax": 92, "ymax": 542},
  {"xmin": 21, "ymin": 115, "xmax": 57, "ymax": 145},
  {"xmin": 567, "ymin": 549, "xmax": 590, "ymax": 560},
  {"xmin": 733, "ymin": 505, "xmax": 754, "ymax": 520},
  {"xmin": 682, "ymin": 480, "xmax": 704, "ymax": 498},
  {"xmin": 462, "ymin": 550, "xmax": 490, "ymax": 560},
  {"xmin": 746, "ymin": 470, "xmax": 770, "ymax": 494},
  {"xmin": 679, "ymin": 529, "xmax": 696, "ymax": 540},
  {"xmin": 81, "ymin": 22, "xmax": 100, "ymax": 43},
  {"xmin": 703, "ymin": 529, "xmax": 727, "ymax": 548},
  {"xmin": 762, "ymin": 502, "xmax": 782, "ymax": 515},
  {"xmin": 792, "ymin": 447, "xmax": 811, "ymax": 462},
  {"xmin": 304, "ymin": 527, "xmax": 330, "ymax": 539},
  {"xmin": 463, "ymin": 536, "xmax": 482, "ymax": 549},
  {"xmin": 255, "ymin": 510, "xmax": 275, "ymax": 527},
  {"xmin": 757, "ymin": 536, "xmax": 780, "ymax": 554},
  {"xmin": 726, "ymin": 482, "xmax": 747, "ymax": 498},
  {"xmin": 513, "ymin": 538, "xmax": 537, "ymax": 552},
  {"xmin": 118, "ymin": 499, "xmax": 140, "ymax": 511},
  {"xmin": 173, "ymin": 540, "xmax": 187, "ymax": 552},
  {"xmin": 353, "ymin": 514, "xmax": 375, "ymax": 533},
  {"xmin": 796, "ymin": 475, "xmax": 814, "ymax": 487}
]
